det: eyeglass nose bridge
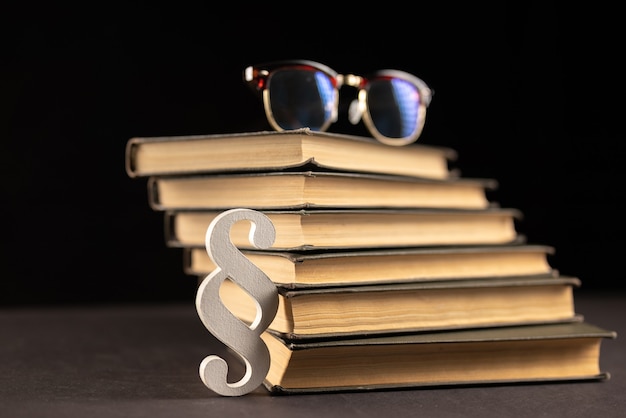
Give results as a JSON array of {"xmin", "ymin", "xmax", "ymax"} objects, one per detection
[
  {"xmin": 337, "ymin": 73, "xmax": 363, "ymax": 88},
  {"xmin": 336, "ymin": 74, "xmax": 366, "ymax": 125}
]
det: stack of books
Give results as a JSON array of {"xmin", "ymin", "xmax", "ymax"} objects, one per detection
[{"xmin": 125, "ymin": 128, "xmax": 616, "ymax": 394}]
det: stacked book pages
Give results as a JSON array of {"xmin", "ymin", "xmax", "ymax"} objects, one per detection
[{"xmin": 126, "ymin": 128, "xmax": 616, "ymax": 394}]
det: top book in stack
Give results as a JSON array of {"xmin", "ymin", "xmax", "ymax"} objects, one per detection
[{"xmin": 125, "ymin": 128, "xmax": 459, "ymax": 180}]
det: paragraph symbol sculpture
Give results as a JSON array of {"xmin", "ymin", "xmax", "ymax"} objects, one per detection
[{"xmin": 195, "ymin": 208, "xmax": 278, "ymax": 396}]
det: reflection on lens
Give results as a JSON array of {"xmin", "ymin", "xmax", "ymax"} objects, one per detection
[
  {"xmin": 268, "ymin": 69, "xmax": 335, "ymax": 131},
  {"xmin": 367, "ymin": 78, "xmax": 420, "ymax": 139}
]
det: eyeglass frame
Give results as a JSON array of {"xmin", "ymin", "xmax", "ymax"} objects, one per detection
[{"xmin": 243, "ymin": 60, "xmax": 433, "ymax": 146}]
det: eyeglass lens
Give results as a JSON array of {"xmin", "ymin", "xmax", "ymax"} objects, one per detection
[
  {"xmin": 367, "ymin": 78, "xmax": 421, "ymax": 139},
  {"xmin": 264, "ymin": 65, "xmax": 425, "ymax": 143},
  {"xmin": 268, "ymin": 68, "xmax": 336, "ymax": 131}
]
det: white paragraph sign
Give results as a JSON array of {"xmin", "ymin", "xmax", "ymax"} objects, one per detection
[{"xmin": 195, "ymin": 208, "xmax": 278, "ymax": 396}]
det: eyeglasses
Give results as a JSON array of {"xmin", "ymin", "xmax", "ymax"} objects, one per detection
[{"xmin": 243, "ymin": 60, "xmax": 433, "ymax": 146}]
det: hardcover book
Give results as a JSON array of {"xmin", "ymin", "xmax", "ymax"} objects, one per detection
[
  {"xmin": 184, "ymin": 244, "xmax": 557, "ymax": 288},
  {"xmin": 146, "ymin": 171, "xmax": 497, "ymax": 211},
  {"xmin": 215, "ymin": 276, "xmax": 581, "ymax": 339},
  {"xmin": 125, "ymin": 128, "xmax": 458, "ymax": 180},
  {"xmin": 164, "ymin": 208, "xmax": 524, "ymax": 251},
  {"xmin": 260, "ymin": 321, "xmax": 616, "ymax": 394}
]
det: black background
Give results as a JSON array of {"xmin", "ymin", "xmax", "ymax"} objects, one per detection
[{"xmin": 2, "ymin": 3, "xmax": 624, "ymax": 306}]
